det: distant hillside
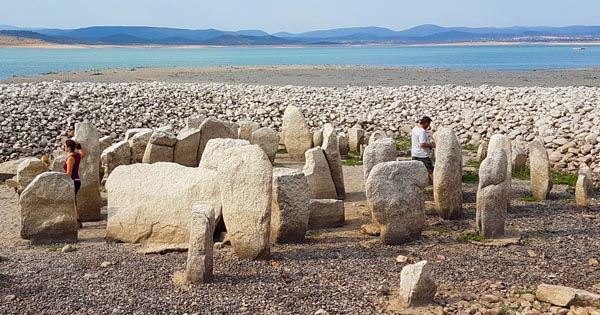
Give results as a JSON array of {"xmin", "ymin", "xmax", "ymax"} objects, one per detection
[{"xmin": 1, "ymin": 24, "xmax": 599, "ymax": 46}]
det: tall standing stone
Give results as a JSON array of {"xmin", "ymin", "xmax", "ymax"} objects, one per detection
[
  {"xmin": 218, "ymin": 145, "xmax": 272, "ymax": 260},
  {"xmin": 322, "ymin": 124, "xmax": 346, "ymax": 200},
  {"xmin": 529, "ymin": 139, "xmax": 553, "ymax": 200},
  {"xmin": 312, "ymin": 130, "xmax": 324, "ymax": 147},
  {"xmin": 512, "ymin": 146, "xmax": 527, "ymax": 172},
  {"xmin": 99, "ymin": 136, "xmax": 112, "ymax": 182},
  {"xmin": 488, "ymin": 134, "xmax": 512, "ymax": 202},
  {"xmin": 250, "ymin": 127, "xmax": 280, "ymax": 164},
  {"xmin": 366, "ymin": 161, "xmax": 429, "ymax": 245},
  {"xmin": 128, "ymin": 130, "xmax": 152, "ymax": 163},
  {"xmin": 363, "ymin": 138, "xmax": 397, "ymax": 182},
  {"xmin": 186, "ymin": 204, "xmax": 215, "ymax": 284},
  {"xmin": 399, "ymin": 261, "xmax": 437, "ymax": 307},
  {"xmin": 184, "ymin": 116, "xmax": 206, "ymax": 130},
  {"xmin": 74, "ymin": 122, "xmax": 103, "ymax": 221},
  {"xmin": 174, "ymin": 128, "xmax": 201, "ymax": 167},
  {"xmin": 576, "ymin": 167, "xmax": 593, "ymax": 208},
  {"xmin": 338, "ymin": 132, "xmax": 349, "ymax": 157},
  {"xmin": 198, "ymin": 138, "xmax": 250, "ymax": 170},
  {"xmin": 271, "ymin": 168, "xmax": 310, "ymax": 243},
  {"xmin": 142, "ymin": 131, "xmax": 177, "ymax": 164},
  {"xmin": 20, "ymin": 172, "xmax": 78, "ymax": 244},
  {"xmin": 303, "ymin": 147, "xmax": 337, "ymax": 199},
  {"xmin": 282, "ymin": 105, "xmax": 312, "ymax": 161},
  {"xmin": 238, "ymin": 121, "xmax": 260, "ymax": 141},
  {"xmin": 476, "ymin": 141, "xmax": 488, "ymax": 162},
  {"xmin": 476, "ymin": 150, "xmax": 508, "ymax": 238},
  {"xmin": 433, "ymin": 128, "xmax": 463, "ymax": 220},
  {"xmin": 348, "ymin": 127, "xmax": 365, "ymax": 153},
  {"xmin": 197, "ymin": 117, "xmax": 237, "ymax": 165},
  {"xmin": 101, "ymin": 140, "xmax": 131, "ymax": 185},
  {"xmin": 16, "ymin": 158, "xmax": 48, "ymax": 193}
]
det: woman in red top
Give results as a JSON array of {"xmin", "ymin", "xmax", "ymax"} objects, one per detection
[{"xmin": 63, "ymin": 139, "xmax": 85, "ymax": 198}]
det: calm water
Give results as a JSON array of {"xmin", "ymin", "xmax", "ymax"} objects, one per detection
[{"xmin": 0, "ymin": 45, "xmax": 599, "ymax": 79}]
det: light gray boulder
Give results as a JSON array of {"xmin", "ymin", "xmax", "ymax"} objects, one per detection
[
  {"xmin": 16, "ymin": 158, "xmax": 48, "ymax": 193},
  {"xmin": 529, "ymin": 139, "xmax": 553, "ymax": 200},
  {"xmin": 308, "ymin": 199, "xmax": 345, "ymax": 230},
  {"xmin": 576, "ymin": 169, "xmax": 593, "ymax": 208},
  {"xmin": 197, "ymin": 117, "xmax": 237, "ymax": 165},
  {"xmin": 312, "ymin": 130, "xmax": 324, "ymax": 147},
  {"xmin": 512, "ymin": 146, "xmax": 527, "ymax": 172},
  {"xmin": 337, "ymin": 132, "xmax": 349, "ymax": 157},
  {"xmin": 476, "ymin": 141, "xmax": 488, "ymax": 162},
  {"xmin": 142, "ymin": 143, "xmax": 174, "ymax": 164},
  {"xmin": 399, "ymin": 261, "xmax": 437, "ymax": 307},
  {"xmin": 50, "ymin": 155, "xmax": 67, "ymax": 172},
  {"xmin": 238, "ymin": 120, "xmax": 260, "ymax": 141},
  {"xmin": 124, "ymin": 128, "xmax": 152, "ymax": 141},
  {"xmin": 271, "ymin": 168, "xmax": 310, "ymax": 243},
  {"xmin": 536, "ymin": 284, "xmax": 600, "ymax": 308},
  {"xmin": 476, "ymin": 150, "xmax": 508, "ymax": 238},
  {"xmin": 184, "ymin": 116, "xmax": 206, "ymax": 130},
  {"xmin": 322, "ymin": 124, "xmax": 346, "ymax": 200},
  {"xmin": 74, "ymin": 122, "xmax": 102, "ymax": 222},
  {"xmin": 128, "ymin": 130, "xmax": 153, "ymax": 163},
  {"xmin": 348, "ymin": 127, "xmax": 365, "ymax": 153},
  {"xmin": 199, "ymin": 138, "xmax": 250, "ymax": 170},
  {"xmin": 303, "ymin": 147, "xmax": 337, "ymax": 199},
  {"xmin": 101, "ymin": 140, "xmax": 131, "ymax": 185},
  {"xmin": 368, "ymin": 131, "xmax": 388, "ymax": 144},
  {"xmin": 282, "ymin": 105, "xmax": 312, "ymax": 161},
  {"xmin": 433, "ymin": 127, "xmax": 463, "ymax": 220},
  {"xmin": 488, "ymin": 134, "xmax": 512, "ymax": 202},
  {"xmin": 363, "ymin": 138, "xmax": 397, "ymax": 183},
  {"xmin": 186, "ymin": 204, "xmax": 215, "ymax": 284},
  {"xmin": 174, "ymin": 128, "xmax": 201, "ymax": 167},
  {"xmin": 250, "ymin": 127, "xmax": 280, "ymax": 164}
]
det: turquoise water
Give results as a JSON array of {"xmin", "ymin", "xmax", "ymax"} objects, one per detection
[{"xmin": 0, "ymin": 45, "xmax": 599, "ymax": 79}]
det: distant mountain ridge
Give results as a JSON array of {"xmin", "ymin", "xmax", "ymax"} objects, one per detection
[{"xmin": 1, "ymin": 24, "xmax": 599, "ymax": 45}]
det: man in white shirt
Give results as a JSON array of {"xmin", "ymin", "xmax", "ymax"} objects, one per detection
[{"xmin": 411, "ymin": 116, "xmax": 435, "ymax": 182}]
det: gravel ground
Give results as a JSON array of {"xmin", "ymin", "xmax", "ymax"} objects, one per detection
[{"xmin": 1, "ymin": 163, "xmax": 599, "ymax": 315}]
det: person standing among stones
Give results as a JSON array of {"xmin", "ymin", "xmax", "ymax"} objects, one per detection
[
  {"xmin": 63, "ymin": 140, "xmax": 85, "ymax": 200},
  {"xmin": 411, "ymin": 116, "xmax": 436, "ymax": 182}
]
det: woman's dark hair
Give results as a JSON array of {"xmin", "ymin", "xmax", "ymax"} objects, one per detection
[{"xmin": 65, "ymin": 139, "xmax": 77, "ymax": 152}]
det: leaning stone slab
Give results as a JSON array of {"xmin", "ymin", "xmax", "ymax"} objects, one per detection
[
  {"xmin": 363, "ymin": 138, "xmax": 397, "ymax": 183},
  {"xmin": 303, "ymin": 148, "xmax": 337, "ymax": 199},
  {"xmin": 433, "ymin": 127, "xmax": 463, "ymax": 220},
  {"xmin": 399, "ymin": 261, "xmax": 437, "ymax": 307},
  {"xmin": 282, "ymin": 105, "xmax": 312, "ymax": 161},
  {"xmin": 20, "ymin": 172, "xmax": 78, "ymax": 244},
  {"xmin": 186, "ymin": 204, "xmax": 215, "ymax": 284},
  {"xmin": 74, "ymin": 122, "xmax": 102, "ymax": 222},
  {"xmin": 476, "ymin": 150, "xmax": 508, "ymax": 238},
  {"xmin": 218, "ymin": 145, "xmax": 272, "ymax": 260},
  {"xmin": 142, "ymin": 143, "xmax": 174, "ymax": 164},
  {"xmin": 271, "ymin": 168, "xmax": 310, "ymax": 243},
  {"xmin": 16, "ymin": 158, "xmax": 48, "ymax": 193},
  {"xmin": 348, "ymin": 127, "xmax": 365, "ymax": 153},
  {"xmin": 250, "ymin": 127, "xmax": 280, "ymax": 164},
  {"xmin": 197, "ymin": 117, "xmax": 237, "ymax": 165},
  {"xmin": 174, "ymin": 128, "xmax": 201, "ymax": 167},
  {"xmin": 199, "ymin": 138, "xmax": 250, "ymax": 170},
  {"xmin": 322, "ymin": 124, "xmax": 345, "ymax": 200},
  {"xmin": 308, "ymin": 199, "xmax": 345, "ymax": 230},
  {"xmin": 101, "ymin": 140, "xmax": 131, "ymax": 185},
  {"xmin": 529, "ymin": 139, "xmax": 553, "ymax": 200},
  {"xmin": 488, "ymin": 134, "xmax": 512, "ymax": 201},
  {"xmin": 106, "ymin": 163, "xmax": 221, "ymax": 243},
  {"xmin": 338, "ymin": 132, "xmax": 349, "ymax": 157},
  {"xmin": 366, "ymin": 161, "xmax": 428, "ymax": 245},
  {"xmin": 536, "ymin": 284, "xmax": 600, "ymax": 308},
  {"xmin": 128, "ymin": 129, "xmax": 153, "ymax": 163},
  {"xmin": 238, "ymin": 121, "xmax": 260, "ymax": 141}
]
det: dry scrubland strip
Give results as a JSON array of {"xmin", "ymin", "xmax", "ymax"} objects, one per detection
[{"xmin": 0, "ymin": 82, "xmax": 599, "ymax": 176}]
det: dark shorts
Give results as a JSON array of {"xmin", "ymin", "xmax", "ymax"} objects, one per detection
[
  {"xmin": 412, "ymin": 156, "xmax": 434, "ymax": 173},
  {"xmin": 74, "ymin": 180, "xmax": 81, "ymax": 195}
]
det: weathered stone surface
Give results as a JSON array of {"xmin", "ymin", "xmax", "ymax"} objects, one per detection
[
  {"xmin": 338, "ymin": 132, "xmax": 349, "ymax": 157},
  {"xmin": 106, "ymin": 163, "xmax": 221, "ymax": 243},
  {"xmin": 124, "ymin": 128, "xmax": 152, "ymax": 141},
  {"xmin": 282, "ymin": 105, "xmax": 312, "ymax": 161},
  {"xmin": 127, "ymin": 130, "xmax": 152, "ymax": 163},
  {"xmin": 16, "ymin": 158, "xmax": 48, "ymax": 193},
  {"xmin": 363, "ymin": 138, "xmax": 397, "ymax": 183},
  {"xmin": 512, "ymin": 146, "xmax": 527, "ymax": 172},
  {"xmin": 348, "ymin": 127, "xmax": 365, "ymax": 153},
  {"xmin": 250, "ymin": 127, "xmax": 280, "ymax": 164},
  {"xmin": 575, "ymin": 174, "xmax": 592, "ymax": 207},
  {"xmin": 238, "ymin": 120, "xmax": 260, "ymax": 141},
  {"xmin": 366, "ymin": 161, "xmax": 428, "ymax": 245},
  {"xmin": 312, "ymin": 130, "xmax": 324, "ymax": 147},
  {"xmin": 186, "ymin": 204, "xmax": 215, "ymax": 284},
  {"xmin": 149, "ymin": 130, "xmax": 177, "ymax": 147},
  {"xmin": 303, "ymin": 147, "xmax": 337, "ymax": 199},
  {"xmin": 19, "ymin": 172, "xmax": 78, "ymax": 244},
  {"xmin": 322, "ymin": 124, "xmax": 346, "ymax": 200},
  {"xmin": 174, "ymin": 128, "xmax": 201, "ymax": 167},
  {"xmin": 101, "ymin": 140, "xmax": 131, "ymax": 185},
  {"xmin": 99, "ymin": 136, "xmax": 112, "ymax": 181},
  {"xmin": 433, "ymin": 127, "xmax": 463, "ymax": 220},
  {"xmin": 399, "ymin": 261, "xmax": 437, "ymax": 307},
  {"xmin": 529, "ymin": 139, "xmax": 553, "ymax": 200},
  {"xmin": 271, "ymin": 168, "xmax": 310, "ymax": 243},
  {"xmin": 368, "ymin": 131, "xmax": 388, "ymax": 144},
  {"xmin": 0, "ymin": 158, "xmax": 28, "ymax": 181},
  {"xmin": 50, "ymin": 155, "xmax": 67, "ymax": 172},
  {"xmin": 488, "ymin": 134, "xmax": 512, "ymax": 201},
  {"xmin": 74, "ymin": 122, "xmax": 102, "ymax": 222},
  {"xmin": 536, "ymin": 284, "xmax": 600, "ymax": 308},
  {"xmin": 142, "ymin": 143, "xmax": 174, "ymax": 164},
  {"xmin": 197, "ymin": 117, "xmax": 237, "ymax": 165},
  {"xmin": 308, "ymin": 199, "xmax": 345, "ymax": 230},
  {"xmin": 476, "ymin": 141, "xmax": 488, "ymax": 162},
  {"xmin": 199, "ymin": 138, "xmax": 250, "ymax": 170},
  {"xmin": 218, "ymin": 145, "xmax": 272, "ymax": 260},
  {"xmin": 476, "ymin": 150, "xmax": 508, "ymax": 238},
  {"xmin": 184, "ymin": 116, "xmax": 206, "ymax": 130}
]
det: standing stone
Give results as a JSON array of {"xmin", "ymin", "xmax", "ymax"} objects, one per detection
[
  {"xmin": 512, "ymin": 146, "xmax": 527, "ymax": 172},
  {"xmin": 575, "ymin": 173, "xmax": 592, "ymax": 208},
  {"xmin": 74, "ymin": 122, "xmax": 102, "ymax": 222},
  {"xmin": 174, "ymin": 128, "xmax": 201, "ymax": 167},
  {"xmin": 308, "ymin": 199, "xmax": 345, "ymax": 230},
  {"xmin": 199, "ymin": 139, "xmax": 250, "ymax": 170},
  {"xmin": 20, "ymin": 172, "xmax": 78, "ymax": 244},
  {"xmin": 223, "ymin": 121, "xmax": 239, "ymax": 138},
  {"xmin": 369, "ymin": 131, "xmax": 388, "ymax": 144},
  {"xmin": 99, "ymin": 136, "xmax": 112, "ymax": 182},
  {"xmin": 271, "ymin": 168, "xmax": 310, "ymax": 243},
  {"xmin": 218, "ymin": 145, "xmax": 272, "ymax": 260},
  {"xmin": 50, "ymin": 155, "xmax": 67, "ymax": 172},
  {"xmin": 186, "ymin": 204, "xmax": 215, "ymax": 284},
  {"xmin": 348, "ymin": 127, "xmax": 365, "ymax": 153},
  {"xmin": 476, "ymin": 150, "xmax": 508, "ymax": 238},
  {"xmin": 250, "ymin": 127, "xmax": 280, "ymax": 164},
  {"xmin": 338, "ymin": 133, "xmax": 350, "ymax": 157},
  {"xmin": 128, "ymin": 130, "xmax": 152, "ymax": 163},
  {"xmin": 197, "ymin": 117, "xmax": 237, "ymax": 165},
  {"xmin": 399, "ymin": 261, "xmax": 437, "ymax": 307},
  {"xmin": 101, "ymin": 140, "xmax": 131, "ymax": 185},
  {"xmin": 282, "ymin": 105, "xmax": 312, "ymax": 161},
  {"xmin": 433, "ymin": 128, "xmax": 463, "ymax": 220},
  {"xmin": 366, "ymin": 161, "xmax": 429, "ymax": 245},
  {"xmin": 363, "ymin": 138, "xmax": 397, "ymax": 182},
  {"xmin": 124, "ymin": 128, "xmax": 152, "ymax": 141},
  {"xmin": 184, "ymin": 116, "xmax": 206, "ymax": 130},
  {"xmin": 529, "ymin": 139, "xmax": 553, "ymax": 200},
  {"xmin": 476, "ymin": 141, "xmax": 488, "ymax": 162},
  {"xmin": 312, "ymin": 130, "xmax": 324, "ymax": 147},
  {"xmin": 322, "ymin": 124, "xmax": 346, "ymax": 200},
  {"xmin": 488, "ymin": 134, "xmax": 512, "ymax": 201},
  {"xmin": 16, "ymin": 158, "xmax": 48, "ymax": 193},
  {"xmin": 303, "ymin": 148, "xmax": 337, "ymax": 199},
  {"xmin": 142, "ymin": 130, "xmax": 177, "ymax": 164},
  {"xmin": 238, "ymin": 121, "xmax": 260, "ymax": 141}
]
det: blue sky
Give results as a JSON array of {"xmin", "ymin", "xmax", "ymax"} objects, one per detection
[{"xmin": 1, "ymin": 0, "xmax": 598, "ymax": 33}]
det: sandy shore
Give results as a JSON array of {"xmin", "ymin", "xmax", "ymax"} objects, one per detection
[{"xmin": 3, "ymin": 65, "xmax": 600, "ymax": 87}]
